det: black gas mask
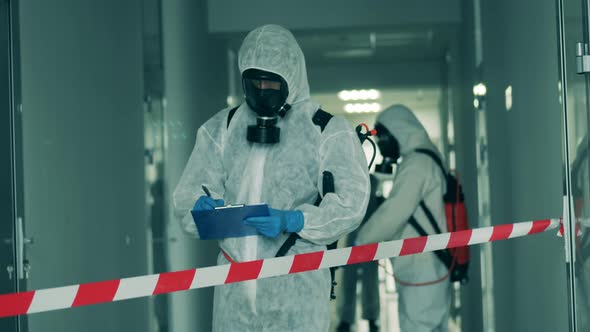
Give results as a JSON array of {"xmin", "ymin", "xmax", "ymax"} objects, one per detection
[
  {"xmin": 242, "ymin": 68, "xmax": 291, "ymax": 144},
  {"xmin": 374, "ymin": 123, "xmax": 400, "ymax": 174}
]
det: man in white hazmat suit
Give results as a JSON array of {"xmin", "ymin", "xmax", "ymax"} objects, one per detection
[
  {"xmin": 173, "ymin": 24, "xmax": 370, "ymax": 331},
  {"xmin": 357, "ymin": 104, "xmax": 451, "ymax": 332}
]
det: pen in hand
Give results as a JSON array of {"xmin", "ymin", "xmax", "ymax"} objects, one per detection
[
  {"xmin": 202, "ymin": 185, "xmax": 212, "ymax": 198},
  {"xmin": 200, "ymin": 185, "xmax": 225, "ymax": 210}
]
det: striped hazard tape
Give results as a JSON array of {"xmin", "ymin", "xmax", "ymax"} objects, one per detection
[
  {"xmin": 0, "ymin": 218, "xmax": 559, "ymax": 318},
  {"xmin": 557, "ymin": 222, "xmax": 582, "ymax": 237}
]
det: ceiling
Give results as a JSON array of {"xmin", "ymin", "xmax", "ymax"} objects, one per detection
[
  {"xmin": 226, "ymin": 24, "xmax": 457, "ymax": 65},
  {"xmin": 312, "ymin": 87, "xmax": 442, "ymax": 139},
  {"xmin": 295, "ymin": 25, "xmax": 455, "ymax": 65}
]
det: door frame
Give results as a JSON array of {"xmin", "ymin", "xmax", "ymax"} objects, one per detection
[
  {"xmin": 5, "ymin": 0, "xmax": 27, "ymax": 330},
  {"xmin": 555, "ymin": 0, "xmax": 590, "ymax": 330}
]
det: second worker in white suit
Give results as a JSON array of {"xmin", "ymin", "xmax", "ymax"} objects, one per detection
[{"xmin": 356, "ymin": 104, "xmax": 451, "ymax": 332}]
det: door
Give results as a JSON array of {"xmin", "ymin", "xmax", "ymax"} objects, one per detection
[
  {"xmin": 558, "ymin": 0, "xmax": 590, "ymax": 330},
  {"xmin": 13, "ymin": 0, "xmax": 152, "ymax": 331},
  {"xmin": 0, "ymin": 0, "xmax": 26, "ymax": 331}
]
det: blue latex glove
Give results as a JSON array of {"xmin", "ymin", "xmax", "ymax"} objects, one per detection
[
  {"xmin": 243, "ymin": 208, "xmax": 304, "ymax": 238},
  {"xmin": 193, "ymin": 195, "xmax": 225, "ymax": 211}
]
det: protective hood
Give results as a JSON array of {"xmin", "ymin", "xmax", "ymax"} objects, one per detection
[
  {"xmin": 376, "ymin": 104, "xmax": 439, "ymax": 156},
  {"xmin": 238, "ymin": 24, "xmax": 310, "ymax": 105}
]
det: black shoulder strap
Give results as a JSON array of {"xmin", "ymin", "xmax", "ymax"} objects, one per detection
[
  {"xmin": 226, "ymin": 106, "xmax": 240, "ymax": 128},
  {"xmin": 276, "ymin": 109, "xmax": 334, "ymax": 259},
  {"xmin": 411, "ymin": 149, "xmax": 448, "ymax": 236},
  {"xmin": 414, "ymin": 148, "xmax": 446, "ymax": 176},
  {"xmin": 276, "ymin": 233, "xmax": 300, "ymax": 257},
  {"xmin": 409, "ymin": 150, "xmax": 454, "ymax": 268},
  {"xmin": 276, "ymin": 170, "xmax": 335, "ymax": 258},
  {"xmin": 408, "ymin": 214, "xmax": 453, "ymax": 268},
  {"xmin": 419, "ymin": 201, "xmax": 443, "ymax": 234},
  {"xmin": 312, "ymin": 109, "xmax": 333, "ymax": 132},
  {"xmin": 275, "ymin": 111, "xmax": 338, "ymax": 299}
]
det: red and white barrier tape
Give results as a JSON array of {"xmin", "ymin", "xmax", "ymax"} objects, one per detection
[
  {"xmin": 557, "ymin": 220, "xmax": 583, "ymax": 237},
  {"xmin": 557, "ymin": 223, "xmax": 582, "ymax": 237},
  {"xmin": 0, "ymin": 218, "xmax": 559, "ymax": 318}
]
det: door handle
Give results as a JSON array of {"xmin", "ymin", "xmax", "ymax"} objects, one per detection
[
  {"xmin": 16, "ymin": 217, "xmax": 23, "ymax": 279},
  {"xmin": 6, "ymin": 265, "xmax": 14, "ymax": 280},
  {"xmin": 576, "ymin": 42, "xmax": 590, "ymax": 74},
  {"xmin": 15, "ymin": 217, "xmax": 33, "ymax": 280}
]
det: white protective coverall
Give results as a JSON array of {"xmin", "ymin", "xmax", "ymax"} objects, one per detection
[
  {"xmin": 357, "ymin": 104, "xmax": 451, "ymax": 332},
  {"xmin": 173, "ymin": 24, "xmax": 370, "ymax": 331}
]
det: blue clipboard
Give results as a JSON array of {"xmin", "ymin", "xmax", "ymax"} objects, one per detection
[{"xmin": 191, "ymin": 204, "xmax": 270, "ymax": 240}]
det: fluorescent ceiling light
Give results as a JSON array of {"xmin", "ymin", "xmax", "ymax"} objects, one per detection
[
  {"xmin": 473, "ymin": 83, "xmax": 487, "ymax": 97},
  {"xmin": 324, "ymin": 48, "xmax": 375, "ymax": 58},
  {"xmin": 505, "ymin": 85, "xmax": 512, "ymax": 111},
  {"xmin": 338, "ymin": 89, "xmax": 381, "ymax": 101},
  {"xmin": 344, "ymin": 102, "xmax": 382, "ymax": 113}
]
